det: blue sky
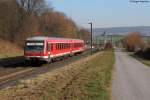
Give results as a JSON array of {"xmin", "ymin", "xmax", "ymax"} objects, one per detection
[{"xmin": 46, "ymin": 0, "xmax": 150, "ymax": 28}]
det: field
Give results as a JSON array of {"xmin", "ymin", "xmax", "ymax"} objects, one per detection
[
  {"xmin": 0, "ymin": 50, "xmax": 115, "ymax": 100},
  {"xmin": 93, "ymin": 35, "xmax": 150, "ymax": 45}
]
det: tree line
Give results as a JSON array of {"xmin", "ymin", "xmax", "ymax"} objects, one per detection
[{"xmin": 0, "ymin": 0, "xmax": 90, "ymax": 47}]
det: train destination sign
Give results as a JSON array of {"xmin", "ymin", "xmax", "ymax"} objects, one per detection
[{"xmin": 27, "ymin": 43, "xmax": 44, "ymax": 46}]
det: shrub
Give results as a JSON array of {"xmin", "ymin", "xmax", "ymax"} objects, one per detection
[{"xmin": 123, "ymin": 32, "xmax": 144, "ymax": 52}]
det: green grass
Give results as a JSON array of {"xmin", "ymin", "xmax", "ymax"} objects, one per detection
[
  {"xmin": 59, "ymin": 50, "xmax": 115, "ymax": 100},
  {"xmin": 84, "ymin": 50, "xmax": 114, "ymax": 100}
]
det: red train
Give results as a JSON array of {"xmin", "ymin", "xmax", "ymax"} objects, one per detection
[{"xmin": 24, "ymin": 36, "xmax": 85, "ymax": 63}]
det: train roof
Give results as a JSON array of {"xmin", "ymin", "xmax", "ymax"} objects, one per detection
[{"xmin": 26, "ymin": 36, "xmax": 83, "ymax": 41}]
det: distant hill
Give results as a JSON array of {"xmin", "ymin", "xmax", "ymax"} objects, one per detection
[{"xmin": 92, "ymin": 26, "xmax": 150, "ymax": 36}]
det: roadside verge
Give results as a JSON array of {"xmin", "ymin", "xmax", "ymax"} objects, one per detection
[
  {"xmin": 0, "ymin": 50, "xmax": 115, "ymax": 100},
  {"xmin": 130, "ymin": 54, "xmax": 150, "ymax": 67}
]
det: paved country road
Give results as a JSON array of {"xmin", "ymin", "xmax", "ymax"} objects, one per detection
[{"xmin": 112, "ymin": 49, "xmax": 150, "ymax": 100}]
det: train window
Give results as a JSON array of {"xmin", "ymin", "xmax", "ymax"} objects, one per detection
[
  {"xmin": 59, "ymin": 43, "xmax": 61, "ymax": 50},
  {"xmin": 66, "ymin": 43, "xmax": 67, "ymax": 49},
  {"xmin": 65, "ymin": 43, "xmax": 66, "ymax": 49},
  {"xmin": 66, "ymin": 43, "xmax": 68, "ymax": 48},
  {"xmin": 51, "ymin": 44, "xmax": 53, "ymax": 51},
  {"xmin": 64, "ymin": 43, "xmax": 65, "ymax": 49},
  {"xmin": 56, "ymin": 43, "xmax": 58, "ymax": 50},
  {"xmin": 58, "ymin": 44, "xmax": 59, "ymax": 50},
  {"xmin": 62, "ymin": 43, "xmax": 64, "ymax": 49},
  {"xmin": 60, "ymin": 43, "xmax": 62, "ymax": 50},
  {"xmin": 61, "ymin": 43, "xmax": 62, "ymax": 49},
  {"xmin": 59, "ymin": 43, "xmax": 60, "ymax": 50},
  {"xmin": 67, "ymin": 43, "xmax": 69, "ymax": 48},
  {"xmin": 62, "ymin": 43, "xmax": 63, "ymax": 49},
  {"xmin": 47, "ymin": 43, "xmax": 49, "ymax": 50}
]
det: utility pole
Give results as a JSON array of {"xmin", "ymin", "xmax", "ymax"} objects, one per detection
[{"xmin": 88, "ymin": 22, "xmax": 93, "ymax": 55}]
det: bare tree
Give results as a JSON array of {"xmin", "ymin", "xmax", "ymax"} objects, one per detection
[{"xmin": 17, "ymin": 0, "xmax": 46, "ymax": 14}]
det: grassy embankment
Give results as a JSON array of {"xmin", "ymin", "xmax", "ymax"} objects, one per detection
[
  {"xmin": 132, "ymin": 54, "xmax": 150, "ymax": 66},
  {"xmin": 0, "ymin": 39, "xmax": 23, "ymax": 58},
  {"xmin": 0, "ymin": 50, "xmax": 115, "ymax": 100}
]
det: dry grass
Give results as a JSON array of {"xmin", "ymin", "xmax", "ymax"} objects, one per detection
[
  {"xmin": 0, "ymin": 50, "xmax": 114, "ymax": 100},
  {"xmin": 142, "ymin": 60, "xmax": 150, "ymax": 66},
  {"xmin": 131, "ymin": 54, "xmax": 150, "ymax": 67},
  {"xmin": 60, "ymin": 50, "xmax": 114, "ymax": 100},
  {"xmin": 0, "ymin": 39, "xmax": 23, "ymax": 58}
]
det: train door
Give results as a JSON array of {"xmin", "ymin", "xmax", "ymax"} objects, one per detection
[{"xmin": 47, "ymin": 42, "xmax": 51, "ymax": 62}]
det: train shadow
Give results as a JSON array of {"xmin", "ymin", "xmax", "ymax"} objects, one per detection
[{"xmin": 0, "ymin": 56, "xmax": 43, "ymax": 68}]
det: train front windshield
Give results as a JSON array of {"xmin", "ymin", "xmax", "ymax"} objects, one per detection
[{"xmin": 25, "ymin": 41, "xmax": 44, "ymax": 51}]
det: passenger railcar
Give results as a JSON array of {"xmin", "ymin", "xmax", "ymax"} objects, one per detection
[{"xmin": 24, "ymin": 36, "xmax": 85, "ymax": 63}]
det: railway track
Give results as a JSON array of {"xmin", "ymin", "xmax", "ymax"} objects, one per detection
[{"xmin": 0, "ymin": 49, "xmax": 96, "ymax": 89}]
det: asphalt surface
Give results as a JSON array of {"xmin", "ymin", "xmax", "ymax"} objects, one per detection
[{"xmin": 112, "ymin": 49, "xmax": 150, "ymax": 100}]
